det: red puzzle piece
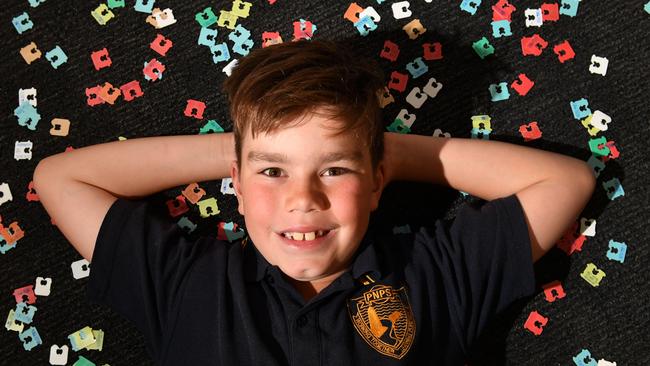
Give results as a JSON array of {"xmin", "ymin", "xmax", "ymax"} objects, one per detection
[
  {"xmin": 380, "ymin": 40, "xmax": 400, "ymax": 62},
  {"xmin": 521, "ymin": 34, "xmax": 548, "ymax": 56},
  {"xmin": 388, "ymin": 71, "xmax": 409, "ymax": 93},
  {"xmin": 524, "ymin": 311, "xmax": 548, "ymax": 336},
  {"xmin": 150, "ymin": 34, "xmax": 173, "ymax": 56},
  {"xmin": 519, "ymin": 121, "xmax": 542, "ymax": 142},
  {"xmin": 422, "ymin": 41, "xmax": 443, "ymax": 60},
  {"xmin": 91, "ymin": 48, "xmax": 112, "ymax": 70},
  {"xmin": 511, "ymin": 73, "xmax": 534, "ymax": 96},
  {"xmin": 553, "ymin": 40, "xmax": 575, "ymax": 63}
]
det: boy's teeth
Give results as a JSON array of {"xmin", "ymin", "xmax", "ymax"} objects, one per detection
[{"xmin": 283, "ymin": 231, "xmax": 326, "ymax": 241}]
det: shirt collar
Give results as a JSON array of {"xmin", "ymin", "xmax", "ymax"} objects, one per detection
[{"xmin": 242, "ymin": 227, "xmax": 383, "ymax": 283}]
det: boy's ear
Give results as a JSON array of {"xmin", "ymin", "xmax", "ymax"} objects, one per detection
[
  {"xmin": 230, "ymin": 161, "xmax": 245, "ymax": 216},
  {"xmin": 369, "ymin": 161, "xmax": 386, "ymax": 212}
]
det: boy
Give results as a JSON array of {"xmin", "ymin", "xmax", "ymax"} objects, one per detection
[{"xmin": 34, "ymin": 39, "xmax": 596, "ymax": 365}]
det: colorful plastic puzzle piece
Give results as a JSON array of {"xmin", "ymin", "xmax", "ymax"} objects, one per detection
[
  {"xmin": 573, "ymin": 349, "xmax": 597, "ymax": 366},
  {"xmin": 521, "ymin": 34, "xmax": 548, "ymax": 56},
  {"xmin": 489, "ymin": 82, "xmax": 510, "ymax": 101},
  {"xmin": 45, "ymin": 45, "xmax": 68, "ymax": 69},
  {"xmin": 570, "ymin": 98, "xmax": 591, "ymax": 120},
  {"xmin": 560, "ymin": 0, "xmax": 580, "ymax": 17},
  {"xmin": 91, "ymin": 4, "xmax": 114, "ymax": 25},
  {"xmin": 606, "ymin": 239, "xmax": 627, "ymax": 263},
  {"xmin": 19, "ymin": 326, "xmax": 42, "ymax": 351},
  {"xmin": 473, "ymin": 37, "xmax": 495, "ymax": 59},
  {"xmin": 14, "ymin": 102, "xmax": 41, "ymax": 130},
  {"xmin": 492, "ymin": 19, "xmax": 512, "ymax": 37},
  {"xmin": 13, "ymin": 12, "xmax": 34, "ymax": 34},
  {"xmin": 554, "ymin": 40, "xmax": 575, "ymax": 63},
  {"xmin": 460, "ymin": 0, "xmax": 481, "ymax": 15},
  {"xmin": 580, "ymin": 263, "xmax": 606, "ymax": 287},
  {"xmin": 405, "ymin": 57, "xmax": 428, "ymax": 78},
  {"xmin": 134, "ymin": 0, "xmax": 156, "ymax": 13},
  {"xmin": 602, "ymin": 177, "xmax": 624, "ymax": 200},
  {"xmin": 542, "ymin": 280, "xmax": 566, "ymax": 302},
  {"xmin": 524, "ymin": 310, "xmax": 548, "ymax": 335}
]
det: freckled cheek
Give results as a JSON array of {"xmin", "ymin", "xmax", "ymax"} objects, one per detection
[
  {"xmin": 329, "ymin": 183, "xmax": 368, "ymax": 216},
  {"xmin": 244, "ymin": 185, "xmax": 278, "ymax": 221}
]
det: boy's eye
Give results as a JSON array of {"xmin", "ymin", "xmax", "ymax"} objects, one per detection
[
  {"xmin": 259, "ymin": 167, "xmax": 348, "ymax": 177},
  {"xmin": 260, "ymin": 167, "xmax": 282, "ymax": 177},
  {"xmin": 323, "ymin": 167, "xmax": 348, "ymax": 176}
]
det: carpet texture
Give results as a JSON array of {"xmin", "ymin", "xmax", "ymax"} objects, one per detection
[{"xmin": 1, "ymin": 0, "xmax": 649, "ymax": 365}]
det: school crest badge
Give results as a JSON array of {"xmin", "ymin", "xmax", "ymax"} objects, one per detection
[{"xmin": 347, "ymin": 284, "xmax": 416, "ymax": 359}]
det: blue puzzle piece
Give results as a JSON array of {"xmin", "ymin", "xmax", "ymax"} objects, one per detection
[
  {"xmin": 559, "ymin": 0, "xmax": 580, "ymax": 17},
  {"xmin": 232, "ymin": 41, "xmax": 252, "ymax": 56},
  {"xmin": 19, "ymin": 326, "xmax": 42, "ymax": 351},
  {"xmin": 232, "ymin": 38, "xmax": 253, "ymax": 56},
  {"xmin": 354, "ymin": 15, "xmax": 377, "ymax": 36},
  {"xmin": 489, "ymin": 82, "xmax": 510, "ymax": 101},
  {"xmin": 210, "ymin": 42, "xmax": 231, "ymax": 63},
  {"xmin": 177, "ymin": 216, "xmax": 197, "ymax": 234},
  {"xmin": 223, "ymin": 222, "xmax": 246, "ymax": 242},
  {"xmin": 28, "ymin": 0, "xmax": 46, "ymax": 8},
  {"xmin": 586, "ymin": 154, "xmax": 606, "ymax": 178},
  {"xmin": 602, "ymin": 177, "xmax": 624, "ymax": 200},
  {"xmin": 645, "ymin": 1, "xmax": 650, "ymax": 14},
  {"xmin": 460, "ymin": 0, "xmax": 481, "ymax": 15},
  {"xmin": 198, "ymin": 27, "xmax": 218, "ymax": 47},
  {"xmin": 14, "ymin": 102, "xmax": 41, "ymax": 130},
  {"xmin": 14, "ymin": 302, "xmax": 37, "ymax": 324},
  {"xmin": 228, "ymin": 23, "xmax": 251, "ymax": 43},
  {"xmin": 573, "ymin": 349, "xmax": 597, "ymax": 366},
  {"xmin": 134, "ymin": 0, "xmax": 155, "ymax": 13},
  {"xmin": 45, "ymin": 45, "xmax": 68, "ymax": 69},
  {"xmin": 405, "ymin": 57, "xmax": 428, "ymax": 79},
  {"xmin": 606, "ymin": 239, "xmax": 627, "ymax": 263},
  {"xmin": 491, "ymin": 20, "xmax": 512, "ymax": 38},
  {"xmin": 0, "ymin": 235, "xmax": 17, "ymax": 254},
  {"xmin": 570, "ymin": 98, "xmax": 591, "ymax": 120},
  {"xmin": 470, "ymin": 127, "xmax": 491, "ymax": 140},
  {"xmin": 13, "ymin": 12, "xmax": 34, "ymax": 34}
]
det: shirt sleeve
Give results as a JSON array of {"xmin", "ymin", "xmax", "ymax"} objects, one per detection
[
  {"xmin": 85, "ymin": 197, "xmax": 207, "ymax": 360},
  {"xmin": 424, "ymin": 193, "xmax": 536, "ymax": 351}
]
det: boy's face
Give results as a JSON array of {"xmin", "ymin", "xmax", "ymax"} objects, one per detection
[{"xmin": 230, "ymin": 110, "xmax": 385, "ymax": 289}]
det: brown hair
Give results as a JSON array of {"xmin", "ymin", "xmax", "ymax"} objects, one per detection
[{"xmin": 221, "ymin": 39, "xmax": 386, "ymax": 174}]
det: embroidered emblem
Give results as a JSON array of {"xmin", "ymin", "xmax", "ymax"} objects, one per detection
[{"xmin": 347, "ymin": 284, "xmax": 416, "ymax": 359}]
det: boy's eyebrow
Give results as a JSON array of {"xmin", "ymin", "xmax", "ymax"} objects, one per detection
[{"xmin": 247, "ymin": 150, "xmax": 364, "ymax": 164}]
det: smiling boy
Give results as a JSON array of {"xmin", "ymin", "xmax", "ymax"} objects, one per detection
[
  {"xmin": 34, "ymin": 39, "xmax": 596, "ymax": 364},
  {"xmin": 231, "ymin": 109, "xmax": 384, "ymax": 301}
]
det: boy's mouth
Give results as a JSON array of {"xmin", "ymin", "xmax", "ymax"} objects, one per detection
[
  {"xmin": 276, "ymin": 229, "xmax": 334, "ymax": 249},
  {"xmin": 280, "ymin": 230, "xmax": 330, "ymax": 241}
]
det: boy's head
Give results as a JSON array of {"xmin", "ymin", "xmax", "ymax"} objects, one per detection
[{"xmin": 221, "ymin": 39, "xmax": 387, "ymax": 293}]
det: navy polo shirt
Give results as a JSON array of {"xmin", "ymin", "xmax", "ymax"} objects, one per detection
[{"xmin": 86, "ymin": 193, "xmax": 536, "ymax": 365}]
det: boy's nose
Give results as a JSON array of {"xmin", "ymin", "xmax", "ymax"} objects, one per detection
[{"xmin": 286, "ymin": 180, "xmax": 329, "ymax": 212}]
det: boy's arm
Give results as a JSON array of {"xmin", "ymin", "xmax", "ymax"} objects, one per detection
[
  {"xmin": 383, "ymin": 132, "xmax": 597, "ymax": 263},
  {"xmin": 33, "ymin": 133, "xmax": 236, "ymax": 261}
]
